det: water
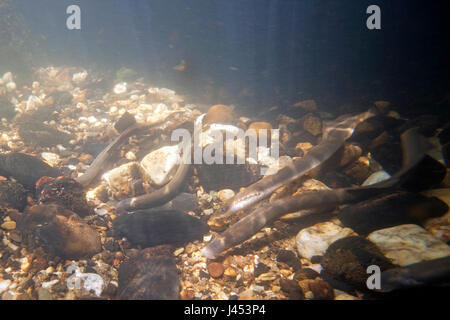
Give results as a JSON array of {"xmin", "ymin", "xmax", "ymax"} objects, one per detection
[{"xmin": 0, "ymin": 0, "xmax": 449, "ymax": 301}]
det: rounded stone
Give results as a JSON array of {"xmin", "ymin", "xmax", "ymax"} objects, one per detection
[
  {"xmin": 207, "ymin": 262, "xmax": 224, "ymax": 278},
  {"xmin": 217, "ymin": 189, "xmax": 235, "ymax": 202}
]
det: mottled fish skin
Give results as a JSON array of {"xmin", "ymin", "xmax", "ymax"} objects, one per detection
[
  {"xmin": 378, "ymin": 256, "xmax": 450, "ymax": 292},
  {"xmin": 202, "ymin": 128, "xmax": 427, "ymax": 259},
  {"xmin": 212, "ymin": 110, "xmax": 376, "ymax": 225}
]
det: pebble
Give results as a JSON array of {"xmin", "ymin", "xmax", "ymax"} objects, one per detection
[
  {"xmin": 113, "ymin": 82, "xmax": 127, "ymax": 95},
  {"xmin": 367, "ymin": 224, "xmax": 450, "ymax": 266},
  {"xmin": 303, "ymin": 113, "xmax": 322, "ymax": 136},
  {"xmin": 0, "ymin": 280, "xmax": 11, "ymax": 294},
  {"xmin": 207, "ymin": 262, "xmax": 224, "ymax": 278},
  {"xmin": 217, "ymin": 189, "xmax": 235, "ymax": 202},
  {"xmin": 41, "ymin": 152, "xmax": 60, "ymax": 166},
  {"xmin": 125, "ymin": 151, "xmax": 137, "ymax": 161},
  {"xmin": 308, "ymin": 280, "xmax": 334, "ymax": 300},
  {"xmin": 1, "ymin": 221, "xmax": 16, "ymax": 230},
  {"xmin": 256, "ymin": 272, "xmax": 277, "ymax": 282},
  {"xmin": 140, "ymin": 145, "xmax": 181, "ymax": 186},
  {"xmin": 102, "ymin": 162, "xmax": 142, "ymax": 199},
  {"xmin": 295, "ymin": 222, "xmax": 356, "ymax": 260}
]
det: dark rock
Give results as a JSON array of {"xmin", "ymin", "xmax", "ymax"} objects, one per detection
[
  {"xmin": 104, "ymin": 240, "xmax": 120, "ymax": 252},
  {"xmin": 195, "ymin": 164, "xmax": 260, "ymax": 192},
  {"xmin": 118, "ymin": 246, "xmax": 180, "ymax": 300},
  {"xmin": 0, "ymin": 180, "xmax": 27, "ymax": 211},
  {"xmin": 113, "ymin": 209, "xmax": 209, "ymax": 248},
  {"xmin": 280, "ymin": 279, "xmax": 304, "ymax": 300},
  {"xmin": 0, "ymin": 153, "xmax": 61, "ymax": 189},
  {"xmin": 309, "ymin": 279, "xmax": 335, "ymax": 300},
  {"xmin": 18, "ymin": 120, "xmax": 73, "ymax": 147},
  {"xmin": 254, "ymin": 263, "xmax": 271, "ymax": 278},
  {"xmin": 36, "ymin": 176, "xmax": 92, "ymax": 217},
  {"xmin": 276, "ymin": 250, "xmax": 301, "ymax": 271},
  {"xmin": 321, "ymin": 236, "xmax": 395, "ymax": 289},
  {"xmin": 338, "ymin": 192, "xmax": 448, "ymax": 236},
  {"xmin": 0, "ymin": 96, "xmax": 16, "ymax": 119},
  {"xmin": 294, "ymin": 268, "xmax": 320, "ymax": 281},
  {"xmin": 114, "ymin": 111, "xmax": 136, "ymax": 133},
  {"xmin": 19, "ymin": 204, "xmax": 101, "ymax": 259}
]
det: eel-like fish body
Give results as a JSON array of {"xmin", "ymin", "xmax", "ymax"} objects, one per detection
[
  {"xmin": 378, "ymin": 256, "xmax": 450, "ymax": 292},
  {"xmin": 202, "ymin": 128, "xmax": 429, "ymax": 259},
  {"xmin": 212, "ymin": 110, "xmax": 376, "ymax": 224}
]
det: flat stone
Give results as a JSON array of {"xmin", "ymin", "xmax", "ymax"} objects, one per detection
[
  {"xmin": 367, "ymin": 224, "xmax": 450, "ymax": 266},
  {"xmin": 141, "ymin": 145, "xmax": 181, "ymax": 187},
  {"xmin": 102, "ymin": 162, "xmax": 142, "ymax": 199},
  {"xmin": 296, "ymin": 222, "xmax": 356, "ymax": 260},
  {"xmin": 1, "ymin": 221, "xmax": 16, "ymax": 230}
]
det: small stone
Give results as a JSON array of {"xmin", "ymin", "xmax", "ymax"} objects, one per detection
[
  {"xmin": 1, "ymin": 221, "xmax": 16, "ymax": 230},
  {"xmin": 21, "ymin": 260, "xmax": 31, "ymax": 273},
  {"xmin": 224, "ymin": 267, "xmax": 237, "ymax": 278},
  {"xmin": 280, "ymin": 279, "xmax": 304, "ymax": 300},
  {"xmin": 304, "ymin": 291, "xmax": 314, "ymax": 300},
  {"xmin": 256, "ymin": 272, "xmax": 277, "ymax": 282},
  {"xmin": 296, "ymin": 222, "xmax": 356, "ymax": 260},
  {"xmin": 308, "ymin": 280, "xmax": 334, "ymax": 300},
  {"xmin": 207, "ymin": 262, "xmax": 224, "ymax": 278},
  {"xmin": 41, "ymin": 152, "xmax": 60, "ymax": 166},
  {"xmin": 276, "ymin": 250, "xmax": 301, "ymax": 271},
  {"xmin": 217, "ymin": 189, "xmax": 235, "ymax": 202},
  {"xmin": 0, "ymin": 280, "xmax": 11, "ymax": 294},
  {"xmin": 238, "ymin": 289, "xmax": 256, "ymax": 300},
  {"xmin": 113, "ymin": 82, "xmax": 127, "ymax": 95},
  {"xmin": 303, "ymin": 113, "xmax": 322, "ymax": 136},
  {"xmin": 102, "ymin": 162, "xmax": 142, "ymax": 199},
  {"xmin": 180, "ymin": 288, "xmax": 195, "ymax": 300},
  {"xmin": 125, "ymin": 151, "xmax": 137, "ymax": 161},
  {"xmin": 295, "ymin": 142, "xmax": 313, "ymax": 154},
  {"xmin": 294, "ymin": 268, "xmax": 320, "ymax": 281}
]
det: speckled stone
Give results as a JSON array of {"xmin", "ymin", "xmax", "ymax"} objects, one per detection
[
  {"xmin": 367, "ymin": 224, "xmax": 450, "ymax": 266},
  {"xmin": 140, "ymin": 145, "xmax": 181, "ymax": 187},
  {"xmin": 296, "ymin": 222, "xmax": 357, "ymax": 260}
]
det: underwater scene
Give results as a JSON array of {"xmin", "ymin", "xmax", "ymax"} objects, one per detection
[{"xmin": 0, "ymin": 0, "xmax": 449, "ymax": 302}]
